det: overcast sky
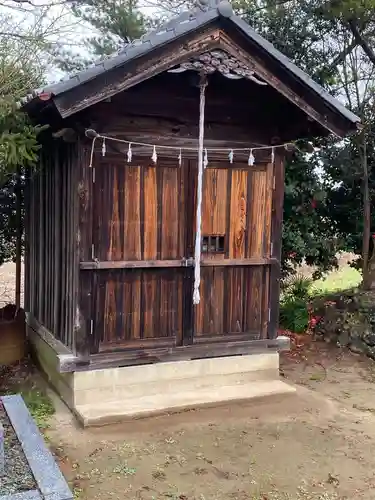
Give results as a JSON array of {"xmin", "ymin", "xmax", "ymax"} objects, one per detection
[{"xmin": 6, "ymin": 0, "xmax": 164, "ymax": 82}]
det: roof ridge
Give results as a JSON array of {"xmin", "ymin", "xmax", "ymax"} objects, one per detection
[
  {"xmin": 123, "ymin": 0, "xmax": 228, "ymax": 50},
  {"xmin": 44, "ymin": 1, "xmax": 220, "ymax": 92}
]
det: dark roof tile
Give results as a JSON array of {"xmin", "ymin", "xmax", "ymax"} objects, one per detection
[
  {"xmin": 151, "ymin": 28, "xmax": 179, "ymax": 45},
  {"xmin": 35, "ymin": 6, "xmax": 210, "ymax": 99}
]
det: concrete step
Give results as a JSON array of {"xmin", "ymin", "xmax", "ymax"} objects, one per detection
[
  {"xmin": 74, "ymin": 379, "xmax": 296, "ymax": 427},
  {"xmin": 73, "ymin": 368, "xmax": 279, "ymax": 406}
]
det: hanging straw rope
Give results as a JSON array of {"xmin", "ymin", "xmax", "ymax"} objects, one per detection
[
  {"xmin": 193, "ymin": 75, "xmax": 208, "ymax": 306},
  {"xmin": 88, "ymin": 135, "xmax": 98, "ymax": 168},
  {"xmin": 85, "ymin": 128, "xmax": 298, "ymax": 153}
]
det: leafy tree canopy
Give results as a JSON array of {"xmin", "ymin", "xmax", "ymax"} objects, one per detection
[{"xmin": 0, "ymin": 21, "xmax": 47, "ymax": 265}]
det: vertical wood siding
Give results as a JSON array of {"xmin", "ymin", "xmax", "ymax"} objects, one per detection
[
  {"xmin": 93, "ymin": 158, "xmax": 184, "ymax": 261},
  {"xmin": 90, "ymin": 157, "xmax": 186, "ymax": 351},
  {"xmin": 194, "ymin": 162, "xmax": 273, "ymax": 340},
  {"xmin": 25, "ymin": 142, "xmax": 277, "ymax": 353},
  {"xmin": 25, "ymin": 140, "xmax": 79, "ymax": 350},
  {"xmin": 194, "ymin": 266, "xmax": 268, "ymax": 338},
  {"xmin": 268, "ymin": 153, "xmax": 285, "ymax": 339},
  {"xmin": 81, "ymin": 153, "xmax": 275, "ymax": 351},
  {"xmin": 95, "ymin": 269, "xmax": 184, "ymax": 350},
  {"xmin": 202, "ymin": 169, "xmax": 227, "ymax": 235}
]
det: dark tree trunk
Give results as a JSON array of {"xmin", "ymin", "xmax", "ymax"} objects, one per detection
[{"xmin": 361, "ymin": 137, "xmax": 373, "ymax": 290}]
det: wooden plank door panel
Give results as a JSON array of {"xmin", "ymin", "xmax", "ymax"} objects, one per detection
[
  {"xmin": 191, "ymin": 160, "xmax": 274, "ymax": 342},
  {"xmin": 229, "ymin": 169, "xmax": 247, "ymax": 259},
  {"xmin": 95, "ymin": 268, "xmax": 184, "ymax": 352},
  {"xmin": 193, "ymin": 266, "xmax": 268, "ymax": 341},
  {"xmin": 246, "ymin": 162, "xmax": 274, "ymax": 258},
  {"xmin": 91, "ymin": 156, "xmax": 188, "ymax": 351},
  {"xmin": 89, "ymin": 155, "xmax": 274, "ymax": 350}
]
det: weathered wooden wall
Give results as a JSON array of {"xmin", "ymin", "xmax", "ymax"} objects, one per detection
[
  {"xmin": 71, "ymin": 70, "xmax": 283, "ymax": 353},
  {"xmin": 93, "ymin": 158, "xmax": 186, "ymax": 262},
  {"xmin": 25, "ymin": 139, "xmax": 79, "ymax": 351},
  {"xmin": 83, "ymin": 71, "xmax": 284, "ymax": 150},
  {"xmin": 78, "ymin": 144, "xmax": 274, "ymax": 351},
  {"xmin": 25, "ymin": 70, "xmax": 284, "ymax": 357},
  {"xmin": 78, "ymin": 155, "xmax": 190, "ymax": 352}
]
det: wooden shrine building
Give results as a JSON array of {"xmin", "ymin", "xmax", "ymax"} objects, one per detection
[{"xmin": 22, "ymin": 0, "xmax": 360, "ymax": 425}]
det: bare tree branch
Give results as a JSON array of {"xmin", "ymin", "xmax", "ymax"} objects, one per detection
[
  {"xmin": 347, "ymin": 18, "xmax": 375, "ymax": 67},
  {"xmin": 327, "ymin": 37, "xmax": 358, "ymax": 72}
]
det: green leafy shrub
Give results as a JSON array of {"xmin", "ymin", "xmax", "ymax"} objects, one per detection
[
  {"xmin": 279, "ymin": 297, "xmax": 310, "ymax": 334},
  {"xmin": 279, "ymin": 275, "xmax": 312, "ymax": 334},
  {"xmin": 282, "ymin": 274, "xmax": 312, "ymax": 300}
]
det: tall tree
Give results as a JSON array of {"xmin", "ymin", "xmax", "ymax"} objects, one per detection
[
  {"xmin": 321, "ymin": 0, "xmax": 375, "ymax": 67},
  {"xmin": 0, "ymin": 2, "xmax": 59, "ymax": 266},
  {"xmin": 235, "ymin": 0, "xmax": 351, "ymax": 275},
  {"xmin": 237, "ymin": 0, "xmax": 375, "ymax": 282},
  {"xmin": 55, "ymin": 0, "xmax": 149, "ymax": 71}
]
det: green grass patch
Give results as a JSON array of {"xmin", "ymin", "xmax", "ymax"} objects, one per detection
[
  {"xmin": 21, "ymin": 389, "xmax": 55, "ymax": 429},
  {"xmin": 0, "ymin": 362, "xmax": 55, "ymax": 430},
  {"xmin": 1, "ymin": 378, "xmax": 55, "ymax": 429},
  {"xmin": 310, "ymin": 266, "xmax": 362, "ymax": 296}
]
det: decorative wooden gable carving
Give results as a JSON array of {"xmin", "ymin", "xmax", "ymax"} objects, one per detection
[{"xmin": 168, "ymin": 49, "xmax": 267, "ymax": 86}]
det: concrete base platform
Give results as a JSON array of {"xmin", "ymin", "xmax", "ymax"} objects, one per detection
[
  {"xmin": 28, "ymin": 325, "xmax": 295, "ymax": 427},
  {"xmin": 75, "ymin": 379, "xmax": 296, "ymax": 427}
]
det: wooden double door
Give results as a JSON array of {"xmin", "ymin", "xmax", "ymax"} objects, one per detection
[{"xmin": 92, "ymin": 156, "xmax": 274, "ymax": 352}]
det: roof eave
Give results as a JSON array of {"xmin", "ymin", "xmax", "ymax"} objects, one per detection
[{"xmin": 228, "ymin": 15, "xmax": 361, "ymax": 134}]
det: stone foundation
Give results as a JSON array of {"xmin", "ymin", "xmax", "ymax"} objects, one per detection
[{"xmin": 28, "ymin": 326, "xmax": 295, "ymax": 427}]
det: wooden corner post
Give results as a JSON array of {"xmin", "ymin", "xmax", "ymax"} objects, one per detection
[
  {"xmin": 268, "ymin": 151, "xmax": 285, "ymax": 339},
  {"xmin": 74, "ymin": 142, "xmax": 94, "ymax": 360}
]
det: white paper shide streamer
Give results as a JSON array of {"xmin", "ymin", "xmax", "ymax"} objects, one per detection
[
  {"xmin": 193, "ymin": 77, "xmax": 208, "ymax": 306},
  {"xmin": 229, "ymin": 149, "xmax": 234, "ymax": 164},
  {"xmin": 127, "ymin": 143, "xmax": 132, "ymax": 163},
  {"xmin": 152, "ymin": 145, "xmax": 157, "ymax": 163},
  {"xmin": 203, "ymin": 148, "xmax": 208, "ymax": 169},
  {"xmin": 248, "ymin": 149, "xmax": 255, "ymax": 166},
  {"xmin": 85, "ymin": 128, "xmax": 297, "ymax": 167}
]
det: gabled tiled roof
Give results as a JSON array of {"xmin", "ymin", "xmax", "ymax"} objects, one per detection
[
  {"xmin": 23, "ymin": 0, "xmax": 360, "ymax": 128},
  {"xmin": 22, "ymin": 4, "xmax": 219, "ymax": 103}
]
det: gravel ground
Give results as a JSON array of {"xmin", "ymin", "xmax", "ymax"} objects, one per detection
[{"xmin": 0, "ymin": 401, "xmax": 36, "ymax": 495}]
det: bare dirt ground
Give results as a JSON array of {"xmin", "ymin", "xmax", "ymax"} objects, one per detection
[
  {"xmin": 44, "ymin": 343, "xmax": 375, "ymax": 500},
  {"xmin": 0, "ymin": 262, "xmax": 24, "ymax": 307}
]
